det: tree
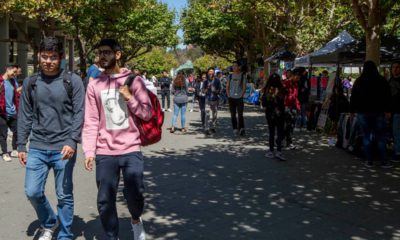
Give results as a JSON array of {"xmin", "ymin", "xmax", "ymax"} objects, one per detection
[
  {"xmin": 193, "ymin": 54, "xmax": 231, "ymax": 72},
  {"xmin": 128, "ymin": 48, "xmax": 178, "ymax": 77},
  {"xmin": 351, "ymin": 0, "xmax": 399, "ymax": 64}
]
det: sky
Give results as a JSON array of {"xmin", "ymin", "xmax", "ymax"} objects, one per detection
[{"xmin": 160, "ymin": 0, "xmax": 187, "ymax": 48}]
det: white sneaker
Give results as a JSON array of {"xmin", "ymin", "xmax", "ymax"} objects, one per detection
[
  {"xmin": 38, "ymin": 221, "xmax": 59, "ymax": 240},
  {"xmin": 167, "ymin": 108, "xmax": 172, "ymax": 112},
  {"xmin": 287, "ymin": 144, "xmax": 297, "ymax": 150},
  {"xmin": 2, "ymin": 153, "xmax": 11, "ymax": 162},
  {"xmin": 10, "ymin": 150, "xmax": 18, "ymax": 158},
  {"xmin": 132, "ymin": 218, "xmax": 146, "ymax": 240},
  {"xmin": 265, "ymin": 150, "xmax": 274, "ymax": 158},
  {"xmin": 275, "ymin": 151, "xmax": 286, "ymax": 161}
]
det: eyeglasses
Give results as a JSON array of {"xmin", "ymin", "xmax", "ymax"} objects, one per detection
[
  {"xmin": 40, "ymin": 54, "xmax": 60, "ymax": 61},
  {"xmin": 97, "ymin": 50, "xmax": 114, "ymax": 56}
]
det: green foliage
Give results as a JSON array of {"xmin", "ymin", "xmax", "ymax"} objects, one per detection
[
  {"xmin": 193, "ymin": 54, "xmax": 231, "ymax": 72},
  {"xmin": 128, "ymin": 48, "xmax": 178, "ymax": 77}
]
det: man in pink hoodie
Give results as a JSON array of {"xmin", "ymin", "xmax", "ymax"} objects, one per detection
[{"xmin": 82, "ymin": 39, "xmax": 152, "ymax": 240}]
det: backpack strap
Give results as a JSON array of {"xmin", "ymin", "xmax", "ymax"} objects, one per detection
[
  {"xmin": 27, "ymin": 73, "xmax": 39, "ymax": 108},
  {"xmin": 124, "ymin": 74, "xmax": 137, "ymax": 87},
  {"xmin": 63, "ymin": 71, "xmax": 73, "ymax": 99}
]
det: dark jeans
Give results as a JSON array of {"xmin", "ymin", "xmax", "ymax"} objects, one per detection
[
  {"xmin": 161, "ymin": 91, "xmax": 170, "ymax": 109},
  {"xmin": 266, "ymin": 112, "xmax": 284, "ymax": 151},
  {"xmin": 284, "ymin": 109, "xmax": 297, "ymax": 145},
  {"xmin": 228, "ymin": 98, "xmax": 245, "ymax": 130},
  {"xmin": 199, "ymin": 97, "xmax": 206, "ymax": 128},
  {"xmin": 0, "ymin": 115, "xmax": 17, "ymax": 153},
  {"xmin": 96, "ymin": 152, "xmax": 145, "ymax": 239},
  {"xmin": 357, "ymin": 113, "xmax": 387, "ymax": 163},
  {"xmin": 307, "ymin": 103, "xmax": 322, "ymax": 130}
]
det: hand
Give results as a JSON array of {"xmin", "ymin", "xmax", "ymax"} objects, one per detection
[
  {"xmin": 119, "ymin": 85, "xmax": 132, "ymax": 101},
  {"xmin": 61, "ymin": 145, "xmax": 75, "ymax": 160},
  {"xmin": 18, "ymin": 152, "xmax": 27, "ymax": 166},
  {"xmin": 17, "ymin": 86, "xmax": 22, "ymax": 94},
  {"xmin": 85, "ymin": 157, "xmax": 95, "ymax": 171}
]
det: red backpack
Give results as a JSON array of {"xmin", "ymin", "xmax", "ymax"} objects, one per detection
[{"xmin": 125, "ymin": 74, "xmax": 164, "ymax": 146}]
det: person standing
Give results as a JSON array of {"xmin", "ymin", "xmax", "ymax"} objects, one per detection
[
  {"xmin": 283, "ymin": 69, "xmax": 301, "ymax": 150},
  {"xmin": 83, "ymin": 38, "xmax": 152, "ymax": 240},
  {"xmin": 389, "ymin": 60, "xmax": 400, "ymax": 162},
  {"xmin": 159, "ymin": 70, "xmax": 172, "ymax": 112},
  {"xmin": 350, "ymin": 61, "xmax": 392, "ymax": 168},
  {"xmin": 297, "ymin": 67, "xmax": 310, "ymax": 130},
  {"xmin": 226, "ymin": 61, "xmax": 246, "ymax": 136},
  {"xmin": 17, "ymin": 37, "xmax": 85, "ymax": 240},
  {"xmin": 0, "ymin": 64, "xmax": 19, "ymax": 161},
  {"xmin": 202, "ymin": 67, "xmax": 221, "ymax": 134},
  {"xmin": 262, "ymin": 73, "xmax": 286, "ymax": 160},
  {"xmin": 170, "ymin": 72, "xmax": 189, "ymax": 133}
]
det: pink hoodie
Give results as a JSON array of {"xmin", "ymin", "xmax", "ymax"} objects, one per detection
[{"xmin": 82, "ymin": 69, "xmax": 152, "ymax": 158}]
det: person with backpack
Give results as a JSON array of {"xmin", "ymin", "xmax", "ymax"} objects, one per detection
[
  {"xmin": 17, "ymin": 37, "xmax": 85, "ymax": 240},
  {"xmin": 170, "ymin": 72, "xmax": 189, "ymax": 133},
  {"xmin": 226, "ymin": 61, "xmax": 246, "ymax": 136},
  {"xmin": 159, "ymin": 70, "xmax": 172, "ymax": 112},
  {"xmin": 0, "ymin": 64, "xmax": 20, "ymax": 162},
  {"xmin": 82, "ymin": 39, "xmax": 152, "ymax": 240},
  {"xmin": 202, "ymin": 67, "xmax": 221, "ymax": 135},
  {"xmin": 262, "ymin": 73, "xmax": 286, "ymax": 161}
]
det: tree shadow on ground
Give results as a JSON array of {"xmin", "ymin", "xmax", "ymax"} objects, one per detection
[{"xmin": 137, "ymin": 106, "xmax": 400, "ymax": 240}]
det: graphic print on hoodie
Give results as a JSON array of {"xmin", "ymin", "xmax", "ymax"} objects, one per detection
[{"xmin": 101, "ymin": 88, "xmax": 129, "ymax": 130}]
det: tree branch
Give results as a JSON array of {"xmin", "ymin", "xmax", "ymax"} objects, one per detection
[{"xmin": 351, "ymin": 0, "xmax": 368, "ymax": 30}]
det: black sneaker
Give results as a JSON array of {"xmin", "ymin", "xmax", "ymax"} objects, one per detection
[
  {"xmin": 205, "ymin": 130, "xmax": 211, "ymax": 135},
  {"xmin": 381, "ymin": 162, "xmax": 393, "ymax": 169},
  {"xmin": 210, "ymin": 128, "xmax": 216, "ymax": 133},
  {"xmin": 364, "ymin": 161, "xmax": 373, "ymax": 168}
]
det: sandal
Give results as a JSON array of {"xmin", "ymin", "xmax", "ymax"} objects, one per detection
[
  {"xmin": 182, "ymin": 128, "xmax": 188, "ymax": 133},
  {"xmin": 170, "ymin": 127, "xmax": 175, "ymax": 133}
]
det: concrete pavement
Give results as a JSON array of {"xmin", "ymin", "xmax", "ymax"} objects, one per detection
[{"xmin": 1, "ymin": 103, "xmax": 400, "ymax": 240}]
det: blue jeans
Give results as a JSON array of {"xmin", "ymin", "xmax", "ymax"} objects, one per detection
[
  {"xmin": 357, "ymin": 113, "xmax": 387, "ymax": 162},
  {"xmin": 25, "ymin": 148, "xmax": 76, "ymax": 240},
  {"xmin": 393, "ymin": 114, "xmax": 400, "ymax": 156},
  {"xmin": 172, "ymin": 102, "xmax": 187, "ymax": 128}
]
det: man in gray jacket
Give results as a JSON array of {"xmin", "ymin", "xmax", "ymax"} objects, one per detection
[{"xmin": 17, "ymin": 37, "xmax": 85, "ymax": 240}]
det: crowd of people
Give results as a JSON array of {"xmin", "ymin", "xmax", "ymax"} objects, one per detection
[{"xmin": 1, "ymin": 34, "xmax": 400, "ymax": 240}]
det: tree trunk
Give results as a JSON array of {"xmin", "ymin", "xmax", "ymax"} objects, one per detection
[
  {"xmin": 75, "ymin": 36, "xmax": 87, "ymax": 77},
  {"xmin": 365, "ymin": 29, "xmax": 381, "ymax": 65},
  {"xmin": 365, "ymin": 1, "xmax": 381, "ymax": 65}
]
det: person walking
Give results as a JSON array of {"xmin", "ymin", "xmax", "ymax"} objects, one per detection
[
  {"xmin": 0, "ymin": 64, "xmax": 19, "ymax": 162},
  {"xmin": 202, "ymin": 67, "xmax": 221, "ymax": 134},
  {"xmin": 262, "ymin": 73, "xmax": 286, "ymax": 161},
  {"xmin": 159, "ymin": 70, "xmax": 172, "ymax": 112},
  {"xmin": 170, "ymin": 72, "xmax": 189, "ymax": 133},
  {"xmin": 390, "ymin": 60, "xmax": 400, "ymax": 162},
  {"xmin": 17, "ymin": 37, "xmax": 85, "ymax": 240},
  {"xmin": 350, "ymin": 61, "xmax": 392, "ymax": 168},
  {"xmin": 226, "ymin": 61, "xmax": 246, "ymax": 136},
  {"xmin": 195, "ymin": 72, "xmax": 207, "ymax": 130},
  {"xmin": 82, "ymin": 38, "xmax": 152, "ymax": 240}
]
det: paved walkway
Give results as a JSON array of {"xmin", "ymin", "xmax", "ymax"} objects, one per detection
[{"xmin": 1, "ymin": 103, "xmax": 400, "ymax": 240}]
